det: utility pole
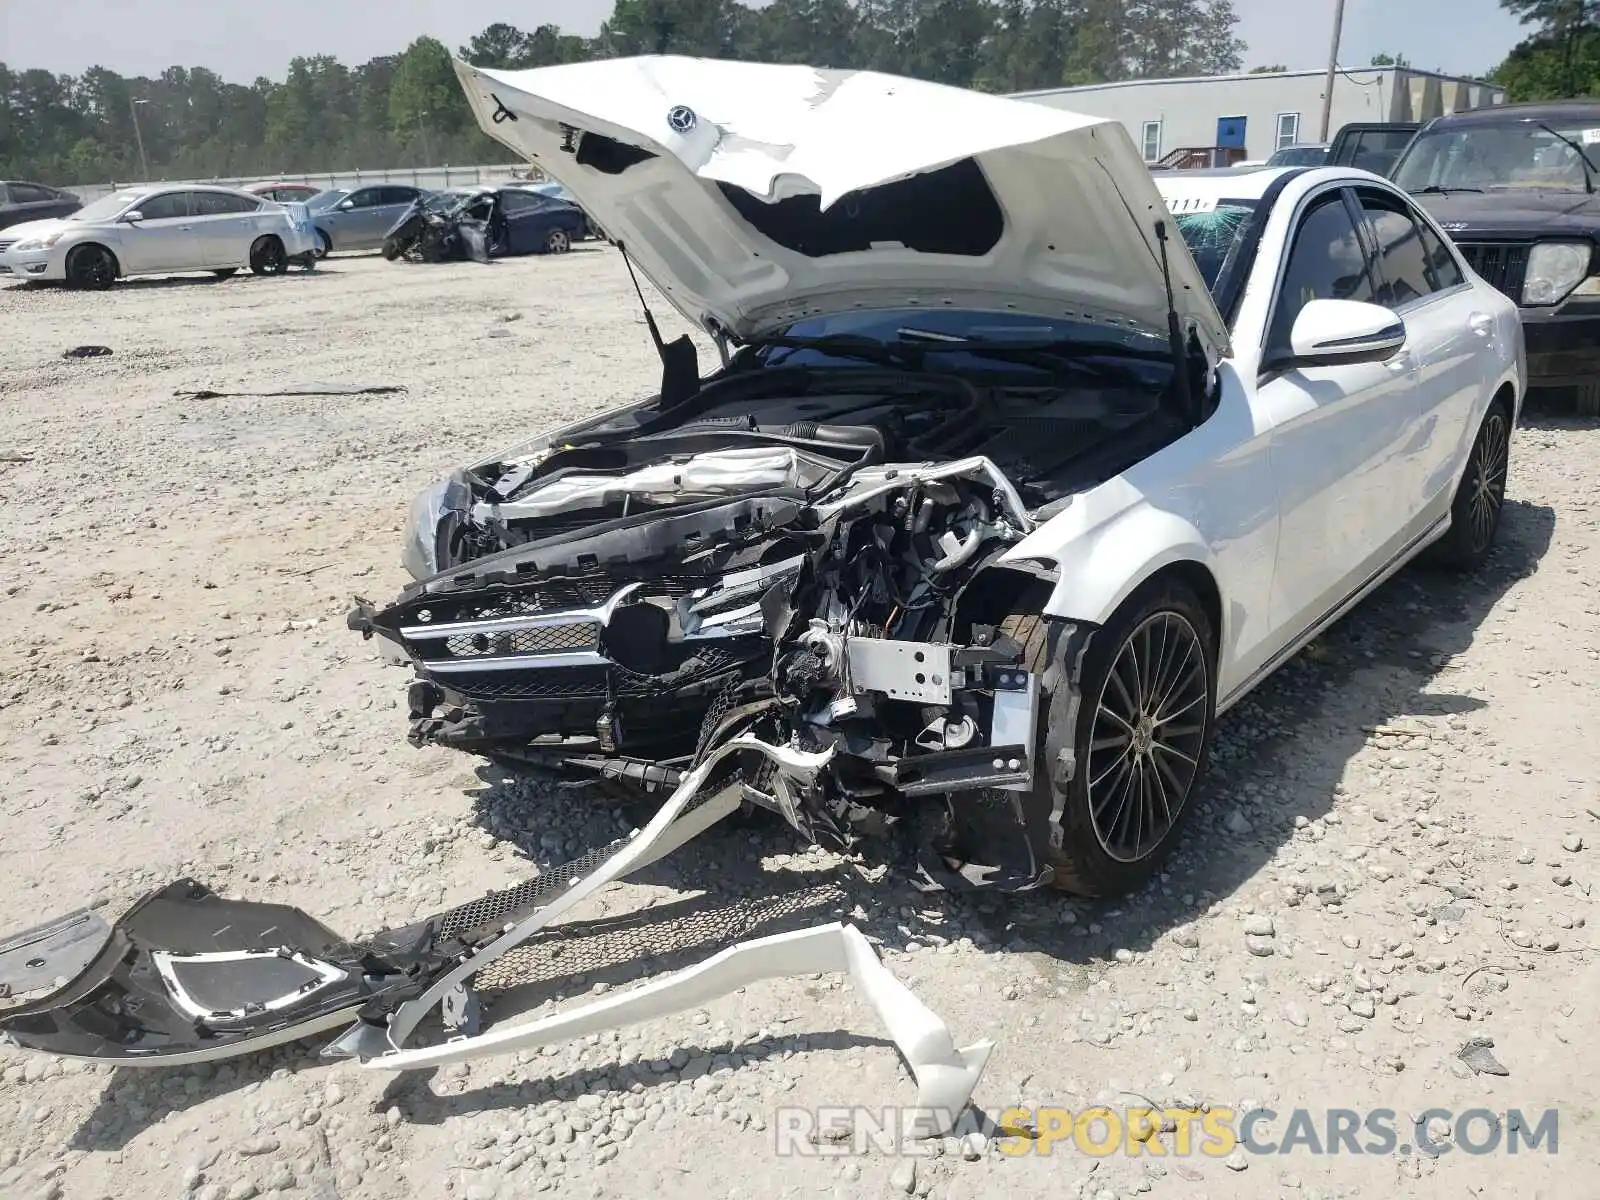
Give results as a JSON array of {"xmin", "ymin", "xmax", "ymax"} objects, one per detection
[
  {"xmin": 129, "ymin": 97, "xmax": 151, "ymax": 181},
  {"xmin": 417, "ymin": 110, "xmax": 434, "ymax": 166},
  {"xmin": 1318, "ymin": 0, "xmax": 1347, "ymax": 142}
]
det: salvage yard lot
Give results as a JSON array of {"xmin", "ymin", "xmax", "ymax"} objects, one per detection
[{"xmin": 2, "ymin": 252, "xmax": 1599, "ymax": 1200}]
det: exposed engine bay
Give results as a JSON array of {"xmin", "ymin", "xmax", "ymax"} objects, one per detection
[{"xmin": 352, "ymin": 356, "xmax": 1188, "ymax": 892}]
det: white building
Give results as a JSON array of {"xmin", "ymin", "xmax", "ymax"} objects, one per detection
[{"xmin": 1015, "ymin": 67, "xmax": 1506, "ymax": 166}]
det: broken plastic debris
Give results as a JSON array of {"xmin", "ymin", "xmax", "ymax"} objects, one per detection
[{"xmin": 1457, "ymin": 1036, "xmax": 1509, "ymax": 1077}]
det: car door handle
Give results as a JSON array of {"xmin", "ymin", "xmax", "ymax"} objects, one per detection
[{"xmin": 1469, "ymin": 312, "xmax": 1494, "ymax": 338}]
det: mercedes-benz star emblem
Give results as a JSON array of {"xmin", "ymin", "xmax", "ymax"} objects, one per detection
[{"xmin": 667, "ymin": 105, "xmax": 698, "ymax": 134}]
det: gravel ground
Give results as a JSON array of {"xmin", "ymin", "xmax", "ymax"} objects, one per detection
[{"xmin": 1, "ymin": 251, "xmax": 1598, "ymax": 1200}]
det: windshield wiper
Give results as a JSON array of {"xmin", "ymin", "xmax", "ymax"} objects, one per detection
[
  {"xmin": 740, "ymin": 333, "xmax": 926, "ymax": 369},
  {"xmin": 894, "ymin": 328, "xmax": 1172, "ymax": 365},
  {"xmin": 1535, "ymin": 122, "xmax": 1596, "ymax": 193},
  {"xmin": 1412, "ymin": 184, "xmax": 1484, "ymax": 195}
]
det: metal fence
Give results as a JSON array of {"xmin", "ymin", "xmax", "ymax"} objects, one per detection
[{"xmin": 65, "ymin": 163, "xmax": 548, "ymax": 203}]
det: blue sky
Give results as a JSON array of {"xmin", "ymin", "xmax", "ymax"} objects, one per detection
[{"xmin": 0, "ymin": 0, "xmax": 1530, "ymax": 81}]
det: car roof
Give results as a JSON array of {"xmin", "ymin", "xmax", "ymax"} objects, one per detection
[
  {"xmin": 1428, "ymin": 100, "xmax": 1600, "ymax": 127},
  {"xmin": 109, "ymin": 183, "xmax": 258, "ymax": 198},
  {"xmin": 1152, "ymin": 166, "xmax": 1295, "ymax": 200},
  {"xmin": 1153, "ymin": 163, "xmax": 1397, "ymax": 204}
]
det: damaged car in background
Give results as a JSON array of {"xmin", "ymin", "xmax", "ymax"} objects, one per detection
[
  {"xmin": 382, "ymin": 185, "xmax": 589, "ymax": 262},
  {"xmin": 0, "ymin": 60, "xmax": 1519, "ymax": 1101}
]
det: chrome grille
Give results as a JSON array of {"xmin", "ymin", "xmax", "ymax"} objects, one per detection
[
  {"xmin": 0, "ymin": 239, "xmax": 17, "ymax": 255},
  {"xmin": 1454, "ymin": 242, "xmax": 1530, "ymax": 303}
]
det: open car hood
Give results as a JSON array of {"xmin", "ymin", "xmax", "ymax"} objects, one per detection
[{"xmin": 453, "ymin": 55, "xmax": 1228, "ymax": 362}]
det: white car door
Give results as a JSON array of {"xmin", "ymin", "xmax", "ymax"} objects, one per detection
[
  {"xmin": 1251, "ymin": 186, "xmax": 1423, "ymax": 646},
  {"xmin": 117, "ymin": 191, "xmax": 197, "ymax": 273},
  {"xmin": 191, "ymin": 191, "xmax": 262, "ymax": 266},
  {"xmin": 1351, "ymin": 186, "xmax": 1490, "ymax": 524}
]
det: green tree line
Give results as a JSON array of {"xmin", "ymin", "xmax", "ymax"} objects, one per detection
[
  {"xmin": 1, "ymin": 0, "xmax": 1246, "ymax": 185},
  {"xmin": 1491, "ymin": 0, "xmax": 1600, "ymax": 98}
]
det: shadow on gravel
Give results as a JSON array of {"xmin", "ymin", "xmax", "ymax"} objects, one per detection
[
  {"xmin": 1515, "ymin": 409, "xmax": 1600, "ymax": 433},
  {"xmin": 378, "ymin": 1028, "xmax": 891, "ymax": 1128},
  {"xmin": 68, "ymin": 1042, "xmax": 331, "ymax": 1152},
  {"xmin": 376, "ymin": 885, "xmax": 909, "ymax": 1126},
  {"xmin": 2, "ymin": 271, "xmax": 337, "ymax": 296}
]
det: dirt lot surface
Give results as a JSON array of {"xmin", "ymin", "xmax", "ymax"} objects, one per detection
[{"xmin": 1, "ymin": 251, "xmax": 1598, "ymax": 1200}]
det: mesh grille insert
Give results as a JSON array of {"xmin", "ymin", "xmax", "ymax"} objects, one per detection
[
  {"xmin": 441, "ymin": 621, "xmax": 601, "ymax": 658},
  {"xmin": 439, "ymin": 838, "xmax": 630, "ymax": 944}
]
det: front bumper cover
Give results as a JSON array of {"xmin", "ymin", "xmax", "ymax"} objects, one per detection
[
  {"xmin": 1520, "ymin": 303, "xmax": 1600, "ymax": 403},
  {"xmin": 0, "ymin": 734, "xmax": 992, "ymax": 1136}
]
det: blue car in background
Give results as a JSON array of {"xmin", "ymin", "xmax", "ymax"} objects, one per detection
[
  {"xmin": 490, "ymin": 187, "xmax": 590, "ymax": 254},
  {"xmin": 513, "ymin": 180, "xmax": 604, "ymax": 241}
]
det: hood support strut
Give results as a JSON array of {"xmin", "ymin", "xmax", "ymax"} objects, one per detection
[
  {"xmin": 619, "ymin": 240, "xmax": 700, "ymax": 409},
  {"xmin": 1155, "ymin": 219, "xmax": 1201, "ymax": 427}
]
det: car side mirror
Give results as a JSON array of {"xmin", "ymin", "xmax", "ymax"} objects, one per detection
[
  {"xmin": 121, "ymin": 210, "xmax": 144, "ymax": 223},
  {"xmin": 337, "ymin": 200, "xmax": 354, "ymax": 211},
  {"xmin": 1272, "ymin": 299, "xmax": 1406, "ymax": 371}
]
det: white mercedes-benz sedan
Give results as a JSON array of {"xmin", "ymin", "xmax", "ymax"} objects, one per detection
[
  {"xmin": 0, "ymin": 184, "xmax": 317, "ymax": 288},
  {"xmin": 349, "ymin": 58, "xmax": 1523, "ymax": 899}
]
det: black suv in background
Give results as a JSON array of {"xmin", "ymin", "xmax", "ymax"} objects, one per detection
[
  {"xmin": 1391, "ymin": 101, "xmax": 1600, "ymax": 414},
  {"xmin": 0, "ymin": 181, "xmax": 82, "ymax": 231}
]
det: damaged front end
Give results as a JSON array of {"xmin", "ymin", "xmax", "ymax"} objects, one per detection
[{"xmin": 350, "ymin": 366, "xmax": 1103, "ymax": 892}]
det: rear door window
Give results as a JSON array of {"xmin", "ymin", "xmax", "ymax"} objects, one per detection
[
  {"xmin": 1354, "ymin": 189, "xmax": 1441, "ymax": 308},
  {"xmin": 1414, "ymin": 215, "xmax": 1464, "ymax": 291},
  {"xmin": 499, "ymin": 190, "xmax": 540, "ymax": 213},
  {"xmin": 193, "ymin": 192, "xmax": 260, "ymax": 216}
]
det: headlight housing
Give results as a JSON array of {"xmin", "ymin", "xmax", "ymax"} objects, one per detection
[
  {"xmin": 10, "ymin": 231, "xmax": 66, "ymax": 253},
  {"xmin": 400, "ymin": 474, "xmax": 475, "ymax": 582},
  {"xmin": 1522, "ymin": 241, "xmax": 1593, "ymax": 306}
]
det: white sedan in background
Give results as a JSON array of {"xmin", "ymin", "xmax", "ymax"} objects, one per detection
[{"xmin": 0, "ymin": 184, "xmax": 317, "ymax": 289}]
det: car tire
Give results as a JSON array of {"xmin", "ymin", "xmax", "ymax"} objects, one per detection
[
  {"xmin": 1425, "ymin": 398, "xmax": 1511, "ymax": 572},
  {"xmin": 249, "ymin": 236, "xmax": 288, "ymax": 276},
  {"xmin": 1003, "ymin": 576, "xmax": 1217, "ymax": 898},
  {"xmin": 314, "ymin": 229, "xmax": 332, "ymax": 258},
  {"xmin": 64, "ymin": 244, "xmax": 117, "ymax": 291},
  {"xmin": 381, "ymin": 238, "xmax": 402, "ymax": 261},
  {"xmin": 545, "ymin": 229, "xmax": 571, "ymax": 255}
]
